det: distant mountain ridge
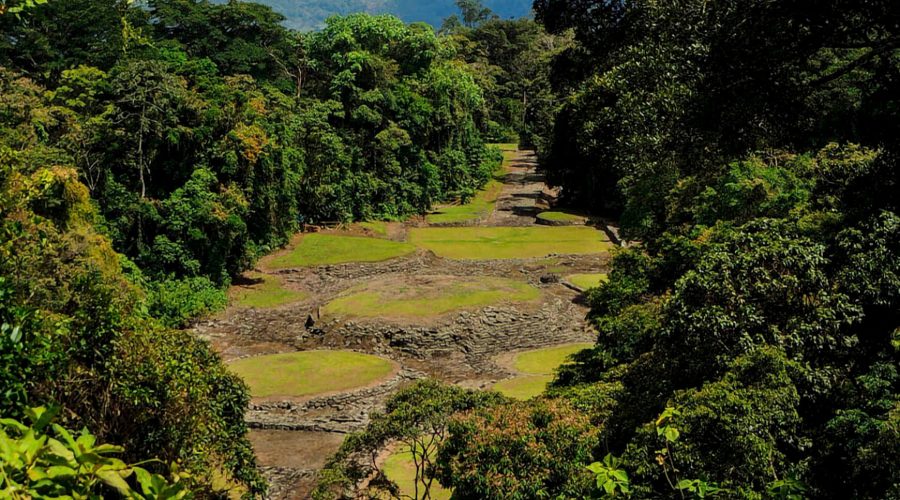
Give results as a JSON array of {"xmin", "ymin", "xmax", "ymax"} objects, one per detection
[{"xmin": 248, "ymin": 0, "xmax": 534, "ymax": 31}]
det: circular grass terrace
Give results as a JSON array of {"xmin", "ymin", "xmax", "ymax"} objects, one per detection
[
  {"xmin": 229, "ymin": 351, "xmax": 397, "ymax": 399},
  {"xmin": 565, "ymin": 273, "xmax": 608, "ymax": 291},
  {"xmin": 493, "ymin": 343, "xmax": 593, "ymax": 400},
  {"xmin": 266, "ymin": 233, "xmax": 415, "ymax": 269},
  {"xmin": 321, "ymin": 275, "xmax": 540, "ymax": 319},
  {"xmin": 407, "ymin": 226, "xmax": 611, "ymax": 260}
]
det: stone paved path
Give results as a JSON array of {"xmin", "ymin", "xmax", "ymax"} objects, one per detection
[{"xmin": 485, "ymin": 150, "xmax": 555, "ymax": 226}]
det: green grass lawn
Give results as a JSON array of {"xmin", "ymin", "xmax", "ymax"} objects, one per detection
[
  {"xmin": 512, "ymin": 343, "xmax": 593, "ymax": 374},
  {"xmin": 229, "ymin": 350, "xmax": 396, "ymax": 399},
  {"xmin": 230, "ymin": 273, "xmax": 307, "ymax": 309},
  {"xmin": 266, "ymin": 233, "xmax": 415, "ymax": 268},
  {"xmin": 565, "ymin": 273, "xmax": 609, "ymax": 290},
  {"xmin": 493, "ymin": 374, "xmax": 553, "ymax": 401},
  {"xmin": 322, "ymin": 275, "xmax": 539, "ymax": 319},
  {"xmin": 536, "ymin": 211, "xmax": 586, "ymax": 223},
  {"xmin": 494, "ymin": 343, "xmax": 593, "ymax": 400},
  {"xmin": 426, "ymin": 179, "xmax": 503, "ymax": 225},
  {"xmin": 382, "ymin": 446, "xmax": 451, "ymax": 500},
  {"xmin": 408, "ymin": 226, "xmax": 612, "ymax": 260}
]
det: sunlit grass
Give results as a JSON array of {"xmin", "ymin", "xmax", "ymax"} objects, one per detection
[
  {"xmin": 322, "ymin": 275, "xmax": 539, "ymax": 319},
  {"xmin": 426, "ymin": 179, "xmax": 503, "ymax": 225},
  {"xmin": 512, "ymin": 343, "xmax": 593, "ymax": 375},
  {"xmin": 565, "ymin": 273, "xmax": 609, "ymax": 290},
  {"xmin": 266, "ymin": 233, "xmax": 415, "ymax": 268},
  {"xmin": 229, "ymin": 273, "xmax": 307, "ymax": 309},
  {"xmin": 492, "ymin": 374, "xmax": 553, "ymax": 401},
  {"xmin": 493, "ymin": 343, "xmax": 593, "ymax": 400},
  {"xmin": 489, "ymin": 143, "xmax": 518, "ymax": 151},
  {"xmin": 382, "ymin": 446, "xmax": 452, "ymax": 500},
  {"xmin": 229, "ymin": 351, "xmax": 396, "ymax": 399},
  {"xmin": 536, "ymin": 211, "xmax": 585, "ymax": 223},
  {"xmin": 408, "ymin": 226, "xmax": 612, "ymax": 260}
]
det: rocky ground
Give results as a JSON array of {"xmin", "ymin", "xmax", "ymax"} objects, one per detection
[{"xmin": 192, "ymin": 150, "xmax": 614, "ymax": 498}]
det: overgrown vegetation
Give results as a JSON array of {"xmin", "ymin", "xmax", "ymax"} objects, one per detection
[
  {"xmin": 0, "ymin": 0, "xmax": 536, "ymax": 495},
  {"xmin": 426, "ymin": 145, "xmax": 505, "ymax": 225},
  {"xmin": 316, "ymin": 1, "xmax": 900, "ymax": 499},
  {"xmin": 0, "ymin": 406, "xmax": 193, "ymax": 499},
  {"xmin": 5, "ymin": 0, "xmax": 898, "ymax": 498}
]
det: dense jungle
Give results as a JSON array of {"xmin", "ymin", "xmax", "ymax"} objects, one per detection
[{"xmin": 0, "ymin": 0, "xmax": 897, "ymax": 498}]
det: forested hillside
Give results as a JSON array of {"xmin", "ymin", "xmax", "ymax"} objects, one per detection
[
  {"xmin": 0, "ymin": 0, "xmax": 540, "ymax": 495},
  {"xmin": 316, "ymin": 1, "xmax": 900, "ymax": 499},
  {"xmin": 469, "ymin": 1, "xmax": 898, "ymax": 498},
  {"xmin": 2, "ymin": 0, "xmax": 898, "ymax": 498}
]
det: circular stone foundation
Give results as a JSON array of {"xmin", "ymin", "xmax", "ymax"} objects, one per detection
[
  {"xmin": 229, "ymin": 350, "xmax": 397, "ymax": 400},
  {"xmin": 493, "ymin": 343, "xmax": 594, "ymax": 400},
  {"xmin": 321, "ymin": 275, "xmax": 540, "ymax": 319}
]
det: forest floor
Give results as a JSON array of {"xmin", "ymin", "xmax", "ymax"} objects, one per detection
[{"xmin": 193, "ymin": 149, "xmax": 617, "ymax": 499}]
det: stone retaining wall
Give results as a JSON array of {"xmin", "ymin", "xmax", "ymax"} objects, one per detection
[{"xmin": 247, "ymin": 369, "xmax": 425, "ymax": 433}]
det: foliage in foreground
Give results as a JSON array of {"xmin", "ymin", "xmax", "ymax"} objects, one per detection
[
  {"xmin": 0, "ymin": 0, "xmax": 544, "ymax": 495},
  {"xmin": 1, "ymin": 406, "xmax": 191, "ymax": 499},
  {"xmin": 0, "ymin": 139, "xmax": 263, "ymax": 494},
  {"xmin": 317, "ymin": 2, "xmax": 900, "ymax": 498},
  {"xmin": 496, "ymin": 0, "xmax": 900, "ymax": 497}
]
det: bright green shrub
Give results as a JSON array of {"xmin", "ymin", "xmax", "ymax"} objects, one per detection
[
  {"xmin": 435, "ymin": 398, "xmax": 598, "ymax": 498},
  {"xmin": 0, "ymin": 406, "xmax": 193, "ymax": 499}
]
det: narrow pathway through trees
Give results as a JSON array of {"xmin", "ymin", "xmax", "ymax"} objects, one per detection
[{"xmin": 485, "ymin": 150, "xmax": 556, "ymax": 226}]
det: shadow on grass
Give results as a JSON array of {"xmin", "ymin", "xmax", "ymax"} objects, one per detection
[{"xmin": 233, "ymin": 274, "xmax": 265, "ymax": 287}]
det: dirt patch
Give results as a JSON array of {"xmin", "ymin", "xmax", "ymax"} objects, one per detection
[{"xmin": 251, "ymin": 430, "xmax": 345, "ymax": 469}]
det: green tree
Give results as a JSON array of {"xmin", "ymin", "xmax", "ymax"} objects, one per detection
[
  {"xmin": 435, "ymin": 398, "xmax": 598, "ymax": 498},
  {"xmin": 455, "ymin": 0, "xmax": 493, "ymax": 28}
]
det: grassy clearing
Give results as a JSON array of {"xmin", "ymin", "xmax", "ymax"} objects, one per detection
[
  {"xmin": 408, "ymin": 226, "xmax": 612, "ymax": 260},
  {"xmin": 426, "ymin": 179, "xmax": 503, "ymax": 225},
  {"xmin": 229, "ymin": 273, "xmax": 307, "ymax": 309},
  {"xmin": 322, "ymin": 275, "xmax": 539, "ymax": 319},
  {"xmin": 382, "ymin": 446, "xmax": 452, "ymax": 500},
  {"xmin": 512, "ymin": 343, "xmax": 593, "ymax": 375},
  {"xmin": 536, "ymin": 211, "xmax": 586, "ymax": 223},
  {"xmin": 229, "ymin": 350, "xmax": 396, "ymax": 399},
  {"xmin": 489, "ymin": 143, "xmax": 518, "ymax": 151},
  {"xmin": 267, "ymin": 233, "xmax": 415, "ymax": 268},
  {"xmin": 493, "ymin": 374, "xmax": 553, "ymax": 401},
  {"xmin": 494, "ymin": 343, "xmax": 593, "ymax": 400},
  {"xmin": 566, "ymin": 273, "xmax": 609, "ymax": 290}
]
